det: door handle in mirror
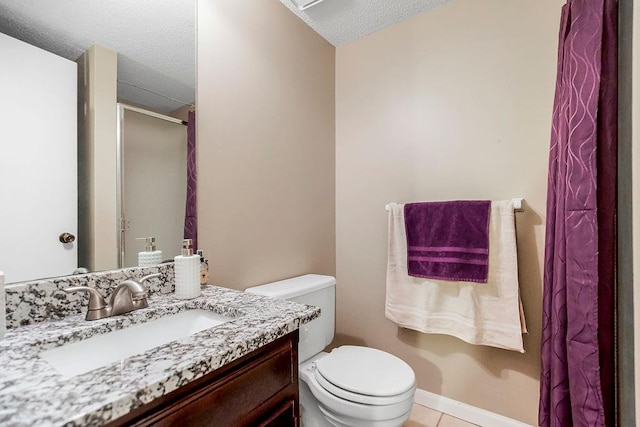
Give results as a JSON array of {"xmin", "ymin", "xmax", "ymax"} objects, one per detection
[{"xmin": 59, "ymin": 232, "xmax": 76, "ymax": 244}]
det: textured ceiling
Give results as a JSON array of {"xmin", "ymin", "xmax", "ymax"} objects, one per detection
[
  {"xmin": 0, "ymin": 0, "xmax": 195, "ymax": 113},
  {"xmin": 277, "ymin": 0, "xmax": 451, "ymax": 46},
  {"xmin": 0, "ymin": 0, "xmax": 449, "ymax": 113}
]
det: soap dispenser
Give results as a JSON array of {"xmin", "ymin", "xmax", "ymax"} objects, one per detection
[
  {"xmin": 136, "ymin": 237, "xmax": 163, "ymax": 267},
  {"xmin": 174, "ymin": 239, "xmax": 200, "ymax": 299}
]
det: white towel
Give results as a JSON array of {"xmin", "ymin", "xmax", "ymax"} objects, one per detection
[{"xmin": 385, "ymin": 200, "xmax": 526, "ymax": 352}]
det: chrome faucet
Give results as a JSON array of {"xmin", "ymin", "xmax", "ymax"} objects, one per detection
[{"xmin": 64, "ymin": 273, "xmax": 161, "ymax": 320}]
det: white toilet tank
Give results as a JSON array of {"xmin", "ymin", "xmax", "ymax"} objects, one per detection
[{"xmin": 245, "ymin": 274, "xmax": 335, "ymax": 363}]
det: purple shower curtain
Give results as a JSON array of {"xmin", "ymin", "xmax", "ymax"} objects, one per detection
[
  {"xmin": 539, "ymin": 1, "xmax": 617, "ymax": 426},
  {"xmin": 184, "ymin": 110, "xmax": 197, "ymax": 251}
]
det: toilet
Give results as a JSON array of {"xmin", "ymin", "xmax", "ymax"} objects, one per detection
[{"xmin": 246, "ymin": 274, "xmax": 416, "ymax": 427}]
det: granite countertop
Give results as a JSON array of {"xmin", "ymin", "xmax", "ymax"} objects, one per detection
[{"xmin": 0, "ymin": 285, "xmax": 320, "ymax": 426}]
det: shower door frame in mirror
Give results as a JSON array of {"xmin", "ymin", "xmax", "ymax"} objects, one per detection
[{"xmin": 116, "ymin": 104, "xmax": 188, "ymax": 268}]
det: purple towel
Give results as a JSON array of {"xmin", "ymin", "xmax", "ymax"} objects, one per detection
[{"xmin": 404, "ymin": 200, "xmax": 491, "ymax": 283}]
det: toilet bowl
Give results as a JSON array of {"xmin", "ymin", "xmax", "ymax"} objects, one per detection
[
  {"xmin": 300, "ymin": 348, "xmax": 415, "ymax": 426},
  {"xmin": 246, "ymin": 275, "xmax": 417, "ymax": 427}
]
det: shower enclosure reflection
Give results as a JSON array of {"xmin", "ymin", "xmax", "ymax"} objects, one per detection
[{"xmin": 117, "ymin": 104, "xmax": 188, "ymax": 268}]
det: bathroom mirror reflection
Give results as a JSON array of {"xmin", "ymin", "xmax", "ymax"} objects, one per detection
[
  {"xmin": 118, "ymin": 105, "xmax": 190, "ymax": 269},
  {"xmin": 0, "ymin": 0, "xmax": 196, "ymax": 284}
]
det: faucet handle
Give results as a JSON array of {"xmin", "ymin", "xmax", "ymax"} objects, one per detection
[
  {"xmin": 137, "ymin": 273, "xmax": 162, "ymax": 296},
  {"xmin": 140, "ymin": 273, "xmax": 161, "ymax": 284},
  {"xmin": 63, "ymin": 286, "xmax": 110, "ymax": 321}
]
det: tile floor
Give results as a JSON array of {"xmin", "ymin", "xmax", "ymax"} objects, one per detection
[{"xmin": 404, "ymin": 404, "xmax": 479, "ymax": 427}]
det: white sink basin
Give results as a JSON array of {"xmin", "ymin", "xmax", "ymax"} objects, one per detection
[{"xmin": 40, "ymin": 309, "xmax": 233, "ymax": 377}]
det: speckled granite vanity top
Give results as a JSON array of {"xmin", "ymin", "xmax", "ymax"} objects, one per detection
[{"xmin": 0, "ymin": 285, "xmax": 319, "ymax": 426}]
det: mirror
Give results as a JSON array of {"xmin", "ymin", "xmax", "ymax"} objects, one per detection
[{"xmin": 0, "ymin": 0, "xmax": 196, "ymax": 284}]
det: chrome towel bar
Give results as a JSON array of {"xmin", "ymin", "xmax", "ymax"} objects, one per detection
[{"xmin": 385, "ymin": 198, "xmax": 525, "ymax": 212}]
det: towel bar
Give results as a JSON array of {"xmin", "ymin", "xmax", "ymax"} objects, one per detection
[{"xmin": 385, "ymin": 198, "xmax": 525, "ymax": 212}]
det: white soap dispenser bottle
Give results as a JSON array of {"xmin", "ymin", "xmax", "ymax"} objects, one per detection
[
  {"xmin": 137, "ymin": 237, "xmax": 163, "ymax": 267},
  {"xmin": 174, "ymin": 239, "xmax": 200, "ymax": 299}
]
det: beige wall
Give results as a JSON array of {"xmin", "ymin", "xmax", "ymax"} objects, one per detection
[
  {"xmin": 197, "ymin": 0, "xmax": 336, "ymax": 289},
  {"xmin": 335, "ymin": 0, "xmax": 562, "ymax": 423},
  {"xmin": 77, "ymin": 45, "xmax": 119, "ymax": 272}
]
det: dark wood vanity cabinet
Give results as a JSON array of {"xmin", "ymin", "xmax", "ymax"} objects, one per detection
[{"xmin": 107, "ymin": 330, "xmax": 299, "ymax": 427}]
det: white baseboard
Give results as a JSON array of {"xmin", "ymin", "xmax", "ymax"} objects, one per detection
[{"xmin": 414, "ymin": 388, "xmax": 533, "ymax": 427}]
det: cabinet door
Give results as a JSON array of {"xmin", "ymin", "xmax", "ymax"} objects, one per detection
[{"xmin": 257, "ymin": 399, "xmax": 296, "ymax": 427}]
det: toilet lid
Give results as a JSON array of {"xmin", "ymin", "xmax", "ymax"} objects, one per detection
[{"xmin": 313, "ymin": 346, "xmax": 415, "ymax": 399}]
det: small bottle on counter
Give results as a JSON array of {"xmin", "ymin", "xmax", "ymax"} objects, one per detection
[
  {"xmin": 197, "ymin": 250, "xmax": 210, "ymax": 286},
  {"xmin": 174, "ymin": 239, "xmax": 200, "ymax": 299},
  {"xmin": 136, "ymin": 237, "xmax": 163, "ymax": 267}
]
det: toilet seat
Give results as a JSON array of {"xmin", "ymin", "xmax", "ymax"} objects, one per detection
[
  {"xmin": 299, "ymin": 347, "xmax": 416, "ymax": 423},
  {"xmin": 314, "ymin": 369, "xmax": 416, "ymax": 405},
  {"xmin": 301, "ymin": 362, "xmax": 415, "ymax": 422},
  {"xmin": 312, "ymin": 346, "xmax": 416, "ymax": 405}
]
